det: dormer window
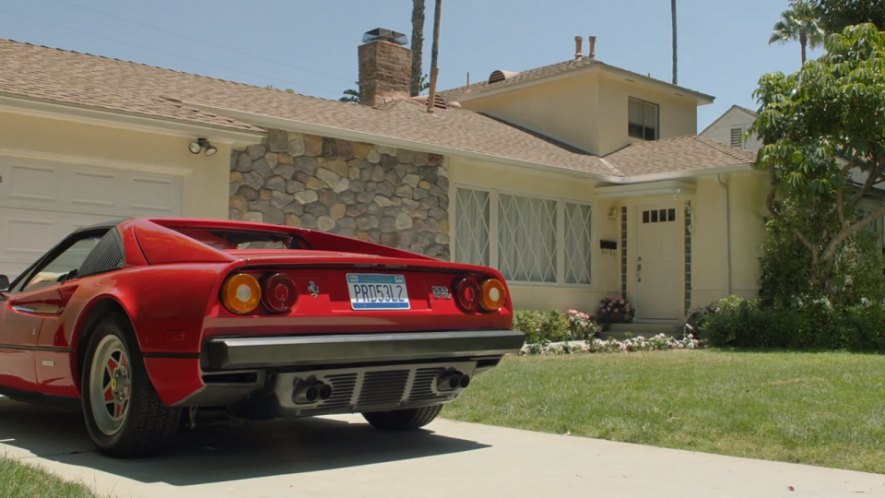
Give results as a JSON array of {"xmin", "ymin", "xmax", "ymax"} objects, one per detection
[{"xmin": 628, "ymin": 98, "xmax": 659, "ymax": 140}]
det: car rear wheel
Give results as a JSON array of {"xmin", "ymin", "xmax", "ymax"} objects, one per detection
[
  {"xmin": 362, "ymin": 405, "xmax": 442, "ymax": 430},
  {"xmin": 81, "ymin": 314, "xmax": 181, "ymax": 457}
]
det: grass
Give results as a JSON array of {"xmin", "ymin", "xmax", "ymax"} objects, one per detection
[
  {"xmin": 443, "ymin": 350, "xmax": 885, "ymax": 474},
  {"xmin": 0, "ymin": 457, "xmax": 99, "ymax": 498}
]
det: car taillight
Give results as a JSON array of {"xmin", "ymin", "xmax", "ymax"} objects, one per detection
[
  {"xmin": 480, "ymin": 278, "xmax": 507, "ymax": 312},
  {"xmin": 455, "ymin": 276, "xmax": 508, "ymax": 313},
  {"xmin": 221, "ymin": 273, "xmax": 261, "ymax": 315},
  {"xmin": 454, "ymin": 277, "xmax": 481, "ymax": 312},
  {"xmin": 262, "ymin": 273, "xmax": 297, "ymax": 313}
]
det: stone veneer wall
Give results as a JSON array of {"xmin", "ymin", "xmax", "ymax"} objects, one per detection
[{"xmin": 229, "ymin": 130, "xmax": 450, "ymax": 259}]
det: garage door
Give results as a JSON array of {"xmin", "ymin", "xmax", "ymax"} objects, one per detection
[{"xmin": 0, "ymin": 157, "xmax": 182, "ymax": 279}]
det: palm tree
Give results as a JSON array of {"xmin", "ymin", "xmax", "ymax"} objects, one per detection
[
  {"xmin": 410, "ymin": 0, "xmax": 425, "ymax": 97},
  {"xmin": 671, "ymin": 0, "xmax": 677, "ymax": 85},
  {"xmin": 769, "ymin": 0, "xmax": 825, "ymax": 64}
]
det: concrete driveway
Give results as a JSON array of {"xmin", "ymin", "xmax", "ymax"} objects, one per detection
[{"xmin": 1, "ymin": 396, "xmax": 883, "ymax": 498}]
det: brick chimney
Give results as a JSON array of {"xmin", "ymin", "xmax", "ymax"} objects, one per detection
[{"xmin": 358, "ymin": 28, "xmax": 411, "ymax": 107}]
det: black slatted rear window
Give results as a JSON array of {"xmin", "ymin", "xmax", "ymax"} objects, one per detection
[{"xmin": 78, "ymin": 229, "xmax": 124, "ymax": 277}]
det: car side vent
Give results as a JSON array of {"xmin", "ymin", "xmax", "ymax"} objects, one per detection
[{"xmin": 79, "ymin": 229, "xmax": 124, "ymax": 278}]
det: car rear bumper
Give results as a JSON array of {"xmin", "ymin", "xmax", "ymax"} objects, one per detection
[{"xmin": 203, "ymin": 330, "xmax": 525, "ymax": 370}]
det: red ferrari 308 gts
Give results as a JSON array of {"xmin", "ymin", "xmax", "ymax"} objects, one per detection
[{"xmin": 0, "ymin": 218, "xmax": 523, "ymax": 456}]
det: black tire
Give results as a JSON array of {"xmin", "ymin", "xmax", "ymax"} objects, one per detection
[
  {"xmin": 80, "ymin": 314, "xmax": 182, "ymax": 457},
  {"xmin": 362, "ymin": 405, "xmax": 443, "ymax": 430}
]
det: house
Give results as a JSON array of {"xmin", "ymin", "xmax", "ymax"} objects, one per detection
[
  {"xmin": 700, "ymin": 105, "xmax": 762, "ymax": 152},
  {"xmin": 0, "ymin": 30, "xmax": 764, "ymax": 321}
]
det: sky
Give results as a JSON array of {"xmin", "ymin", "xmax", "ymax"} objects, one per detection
[{"xmin": 0, "ymin": 0, "xmax": 822, "ymax": 131}]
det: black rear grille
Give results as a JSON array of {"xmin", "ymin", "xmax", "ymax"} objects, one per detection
[
  {"xmin": 410, "ymin": 368, "xmax": 445, "ymax": 401},
  {"xmin": 323, "ymin": 373, "xmax": 358, "ymax": 411},
  {"xmin": 357, "ymin": 370, "xmax": 408, "ymax": 407}
]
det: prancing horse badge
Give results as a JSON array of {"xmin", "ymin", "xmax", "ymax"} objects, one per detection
[{"xmin": 307, "ymin": 280, "xmax": 320, "ymax": 298}]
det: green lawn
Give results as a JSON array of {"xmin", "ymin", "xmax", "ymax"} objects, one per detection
[
  {"xmin": 0, "ymin": 457, "xmax": 98, "ymax": 498},
  {"xmin": 443, "ymin": 350, "xmax": 885, "ymax": 474}
]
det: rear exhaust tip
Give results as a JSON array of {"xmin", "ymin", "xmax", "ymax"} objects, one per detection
[
  {"xmin": 437, "ymin": 370, "xmax": 467, "ymax": 392},
  {"xmin": 292, "ymin": 377, "xmax": 332, "ymax": 404}
]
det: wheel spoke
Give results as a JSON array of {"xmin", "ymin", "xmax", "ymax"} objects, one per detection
[{"xmin": 103, "ymin": 384, "xmax": 114, "ymax": 402}]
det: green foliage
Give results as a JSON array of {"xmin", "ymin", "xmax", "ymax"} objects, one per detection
[
  {"xmin": 752, "ymin": 23, "xmax": 885, "ymax": 301},
  {"xmin": 704, "ymin": 296, "xmax": 885, "ymax": 351},
  {"xmin": 513, "ymin": 309, "xmax": 599, "ymax": 344},
  {"xmin": 770, "ymin": 0, "xmax": 826, "ymax": 62},
  {"xmin": 817, "ymin": 0, "xmax": 885, "ymax": 31}
]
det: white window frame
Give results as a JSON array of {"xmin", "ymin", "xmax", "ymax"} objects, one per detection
[{"xmin": 453, "ymin": 184, "xmax": 595, "ymax": 288}]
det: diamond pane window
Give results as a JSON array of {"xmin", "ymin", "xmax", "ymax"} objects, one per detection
[
  {"xmin": 564, "ymin": 202, "xmax": 592, "ymax": 284},
  {"xmin": 454, "ymin": 188, "xmax": 490, "ymax": 265},
  {"xmin": 497, "ymin": 193, "xmax": 557, "ymax": 282}
]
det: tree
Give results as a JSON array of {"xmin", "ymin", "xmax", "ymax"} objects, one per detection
[
  {"xmin": 339, "ymin": 84, "xmax": 359, "ymax": 103},
  {"xmin": 671, "ymin": 0, "xmax": 678, "ymax": 85},
  {"xmin": 769, "ymin": 0, "xmax": 826, "ymax": 63},
  {"xmin": 410, "ymin": 0, "xmax": 426, "ymax": 97},
  {"xmin": 817, "ymin": 0, "xmax": 885, "ymax": 31},
  {"xmin": 751, "ymin": 24, "xmax": 885, "ymax": 298}
]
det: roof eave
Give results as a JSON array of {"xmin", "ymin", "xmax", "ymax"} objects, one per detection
[
  {"xmin": 0, "ymin": 93, "xmax": 266, "ymax": 146},
  {"xmin": 183, "ymin": 101, "xmax": 616, "ymax": 181},
  {"xmin": 445, "ymin": 61, "xmax": 714, "ymax": 105}
]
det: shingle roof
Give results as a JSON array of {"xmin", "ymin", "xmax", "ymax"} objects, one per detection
[
  {"xmin": 0, "ymin": 39, "xmax": 751, "ymax": 181},
  {"xmin": 438, "ymin": 58, "xmax": 714, "ymax": 103},
  {"xmin": 604, "ymin": 136, "xmax": 757, "ymax": 177}
]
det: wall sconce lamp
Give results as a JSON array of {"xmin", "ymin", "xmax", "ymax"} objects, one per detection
[
  {"xmin": 188, "ymin": 138, "xmax": 217, "ymax": 157},
  {"xmin": 608, "ymin": 205, "xmax": 620, "ymax": 222}
]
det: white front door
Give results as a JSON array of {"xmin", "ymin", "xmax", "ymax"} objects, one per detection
[
  {"xmin": 634, "ymin": 204, "xmax": 682, "ymax": 320},
  {"xmin": 0, "ymin": 157, "xmax": 183, "ymax": 279}
]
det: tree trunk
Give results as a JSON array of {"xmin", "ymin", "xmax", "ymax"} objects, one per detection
[
  {"xmin": 410, "ymin": 0, "xmax": 425, "ymax": 97},
  {"xmin": 426, "ymin": 0, "xmax": 442, "ymax": 113},
  {"xmin": 671, "ymin": 0, "xmax": 677, "ymax": 85},
  {"xmin": 800, "ymin": 31, "xmax": 807, "ymax": 64}
]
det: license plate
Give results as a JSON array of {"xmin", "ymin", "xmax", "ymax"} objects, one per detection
[{"xmin": 347, "ymin": 273, "xmax": 410, "ymax": 310}]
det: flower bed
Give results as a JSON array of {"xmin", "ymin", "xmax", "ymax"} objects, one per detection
[{"xmin": 520, "ymin": 334, "xmax": 703, "ymax": 355}]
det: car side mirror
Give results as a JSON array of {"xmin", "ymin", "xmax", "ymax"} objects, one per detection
[{"xmin": 0, "ymin": 274, "xmax": 8, "ymax": 292}]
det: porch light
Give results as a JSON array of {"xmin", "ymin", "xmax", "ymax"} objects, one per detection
[{"xmin": 188, "ymin": 138, "xmax": 217, "ymax": 156}]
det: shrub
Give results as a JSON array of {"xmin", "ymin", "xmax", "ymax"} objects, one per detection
[
  {"xmin": 514, "ymin": 309, "xmax": 599, "ymax": 344},
  {"xmin": 703, "ymin": 296, "xmax": 885, "ymax": 351},
  {"xmin": 596, "ymin": 296, "xmax": 634, "ymax": 325}
]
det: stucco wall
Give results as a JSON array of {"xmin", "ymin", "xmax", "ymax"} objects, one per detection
[
  {"xmin": 690, "ymin": 172, "xmax": 767, "ymax": 306},
  {"xmin": 595, "ymin": 73, "xmax": 698, "ymax": 155},
  {"xmin": 0, "ymin": 110, "xmax": 230, "ymax": 219},
  {"xmin": 460, "ymin": 74, "xmax": 600, "ymax": 154},
  {"xmin": 456, "ymin": 70, "xmax": 699, "ymax": 156}
]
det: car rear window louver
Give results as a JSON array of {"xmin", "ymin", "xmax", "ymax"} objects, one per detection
[{"xmin": 78, "ymin": 229, "xmax": 124, "ymax": 277}]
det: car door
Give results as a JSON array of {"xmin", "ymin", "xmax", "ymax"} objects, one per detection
[{"xmin": 0, "ymin": 233, "xmax": 102, "ymax": 393}]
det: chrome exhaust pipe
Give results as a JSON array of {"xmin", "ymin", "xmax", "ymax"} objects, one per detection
[
  {"xmin": 292, "ymin": 378, "xmax": 332, "ymax": 404},
  {"xmin": 437, "ymin": 370, "xmax": 466, "ymax": 391}
]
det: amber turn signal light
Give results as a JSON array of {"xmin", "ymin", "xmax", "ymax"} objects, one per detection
[
  {"xmin": 480, "ymin": 278, "xmax": 507, "ymax": 312},
  {"xmin": 221, "ymin": 273, "xmax": 261, "ymax": 314}
]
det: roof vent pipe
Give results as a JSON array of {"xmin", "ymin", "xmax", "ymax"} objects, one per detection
[
  {"xmin": 588, "ymin": 36, "xmax": 597, "ymax": 59},
  {"xmin": 574, "ymin": 36, "xmax": 583, "ymax": 60}
]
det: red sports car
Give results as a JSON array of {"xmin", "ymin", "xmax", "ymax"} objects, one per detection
[{"xmin": 0, "ymin": 218, "xmax": 522, "ymax": 456}]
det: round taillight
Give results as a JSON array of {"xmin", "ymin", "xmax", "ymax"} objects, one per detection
[
  {"xmin": 454, "ymin": 277, "xmax": 481, "ymax": 312},
  {"xmin": 480, "ymin": 278, "xmax": 507, "ymax": 312},
  {"xmin": 262, "ymin": 273, "xmax": 297, "ymax": 313},
  {"xmin": 221, "ymin": 273, "xmax": 262, "ymax": 315}
]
